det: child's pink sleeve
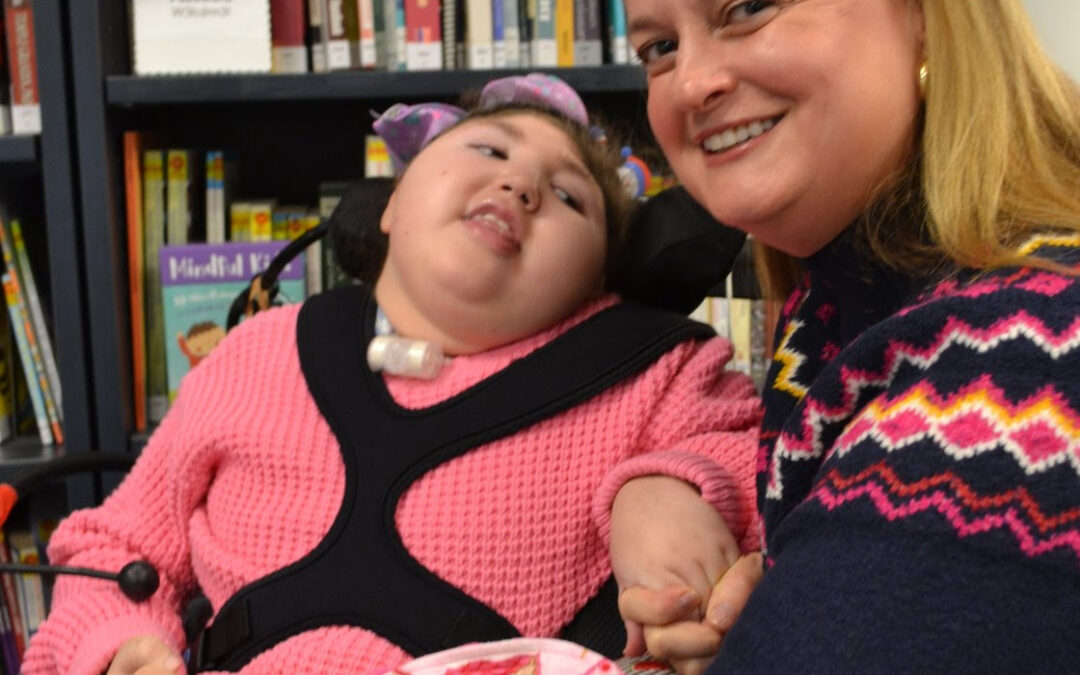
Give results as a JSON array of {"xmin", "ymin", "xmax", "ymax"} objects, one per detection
[{"xmin": 591, "ymin": 336, "xmax": 762, "ymax": 553}]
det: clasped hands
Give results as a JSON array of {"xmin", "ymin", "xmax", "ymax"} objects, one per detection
[{"xmin": 610, "ymin": 476, "xmax": 763, "ymax": 675}]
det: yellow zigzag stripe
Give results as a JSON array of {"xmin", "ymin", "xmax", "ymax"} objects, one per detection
[{"xmin": 772, "ymin": 319, "xmax": 808, "ymax": 400}]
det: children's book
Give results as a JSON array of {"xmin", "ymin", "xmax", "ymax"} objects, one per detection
[{"xmin": 159, "ymin": 241, "xmax": 305, "ymax": 403}]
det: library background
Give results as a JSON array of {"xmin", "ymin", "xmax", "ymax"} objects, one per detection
[{"xmin": 0, "ymin": 0, "xmax": 1072, "ymax": 671}]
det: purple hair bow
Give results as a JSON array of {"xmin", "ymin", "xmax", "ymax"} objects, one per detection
[{"xmin": 371, "ymin": 73, "xmax": 590, "ymax": 172}]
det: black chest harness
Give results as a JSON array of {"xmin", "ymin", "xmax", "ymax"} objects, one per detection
[{"xmin": 193, "ymin": 285, "xmax": 713, "ymax": 672}]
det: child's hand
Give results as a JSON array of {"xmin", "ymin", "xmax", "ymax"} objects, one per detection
[
  {"xmin": 618, "ymin": 554, "xmax": 764, "ymax": 675},
  {"xmin": 106, "ymin": 635, "xmax": 185, "ymax": 675},
  {"xmin": 609, "ymin": 476, "xmax": 744, "ymax": 675}
]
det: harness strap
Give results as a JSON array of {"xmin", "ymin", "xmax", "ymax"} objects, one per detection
[{"xmin": 195, "ymin": 286, "xmax": 713, "ymax": 671}]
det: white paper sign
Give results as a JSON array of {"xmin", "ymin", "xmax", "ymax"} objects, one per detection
[{"xmin": 132, "ymin": 0, "xmax": 272, "ymax": 75}]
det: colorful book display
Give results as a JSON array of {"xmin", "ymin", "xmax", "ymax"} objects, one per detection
[{"xmin": 159, "ymin": 242, "xmax": 305, "ymax": 403}]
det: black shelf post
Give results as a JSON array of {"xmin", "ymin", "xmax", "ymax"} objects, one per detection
[
  {"xmin": 66, "ymin": 0, "xmax": 134, "ymax": 461},
  {"xmin": 35, "ymin": 0, "xmax": 96, "ymax": 506}
]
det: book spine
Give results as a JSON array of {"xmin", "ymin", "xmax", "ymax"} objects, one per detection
[
  {"xmin": 4, "ymin": 0, "xmax": 39, "ymax": 135},
  {"xmin": 466, "ymin": 0, "xmax": 493, "ymax": 68},
  {"xmin": 606, "ymin": 0, "xmax": 627, "ymax": 64},
  {"xmin": 357, "ymin": 0, "xmax": 378, "ymax": 67},
  {"xmin": 308, "ymin": 0, "xmax": 328, "ymax": 72},
  {"xmin": 271, "ymin": 0, "xmax": 309, "ymax": 72},
  {"xmin": 342, "ymin": 0, "xmax": 361, "ymax": 66},
  {"xmin": 9, "ymin": 534, "xmax": 43, "ymax": 639},
  {"xmin": 249, "ymin": 201, "xmax": 275, "ymax": 241},
  {"xmin": 404, "ymin": 0, "xmax": 442, "ymax": 70},
  {"xmin": 439, "ymin": 0, "xmax": 454, "ymax": 70},
  {"xmin": 9, "ymin": 220, "xmax": 61, "ymax": 415},
  {"xmin": 0, "ymin": 6, "xmax": 12, "ymax": 136},
  {"xmin": 0, "ymin": 534, "xmax": 24, "ymax": 661},
  {"xmin": 517, "ymin": 0, "xmax": 531, "ymax": 67},
  {"xmin": 165, "ymin": 149, "xmax": 192, "ymax": 245},
  {"xmin": 0, "ymin": 590, "xmax": 19, "ymax": 675},
  {"xmin": 204, "ymin": 150, "xmax": 226, "ymax": 244},
  {"xmin": 0, "ymin": 219, "xmax": 59, "ymax": 443},
  {"xmin": 578, "ymin": 0, "xmax": 600, "ymax": 65},
  {"xmin": 0, "ymin": 309, "xmax": 13, "ymax": 443},
  {"xmin": 554, "ymin": 0, "xmax": 573, "ymax": 66},
  {"xmin": 143, "ymin": 149, "xmax": 168, "ymax": 424},
  {"xmin": 1, "ymin": 273, "xmax": 49, "ymax": 445},
  {"xmin": 532, "ymin": 0, "xmax": 555, "ymax": 66},
  {"xmin": 304, "ymin": 212, "xmax": 322, "ymax": 297},
  {"xmin": 502, "ymin": 0, "xmax": 519, "ymax": 68},
  {"xmin": 492, "ymin": 0, "xmax": 505, "ymax": 68},
  {"xmin": 323, "ymin": 0, "xmax": 353, "ymax": 69},
  {"xmin": 123, "ymin": 132, "xmax": 147, "ymax": 432}
]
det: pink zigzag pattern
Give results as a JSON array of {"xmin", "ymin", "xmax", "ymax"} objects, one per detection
[
  {"xmin": 767, "ymin": 311, "xmax": 1080, "ymax": 498},
  {"xmin": 833, "ymin": 377, "xmax": 1080, "ymax": 474},
  {"xmin": 813, "ymin": 481, "xmax": 1080, "ymax": 564}
]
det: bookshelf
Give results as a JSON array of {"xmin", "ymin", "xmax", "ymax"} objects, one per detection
[
  {"xmin": 0, "ymin": 0, "xmax": 95, "ymax": 510},
  {"xmin": 68, "ymin": 0, "xmax": 655, "ymax": 457}
]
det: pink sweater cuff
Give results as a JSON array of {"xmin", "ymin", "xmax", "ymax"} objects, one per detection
[
  {"xmin": 592, "ymin": 450, "xmax": 752, "ymax": 549},
  {"xmin": 68, "ymin": 615, "xmax": 183, "ymax": 675}
]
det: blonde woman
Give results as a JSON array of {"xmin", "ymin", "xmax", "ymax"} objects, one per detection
[{"xmin": 611, "ymin": 1, "xmax": 1080, "ymax": 672}]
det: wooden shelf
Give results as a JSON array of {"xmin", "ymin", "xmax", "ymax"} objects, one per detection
[{"xmin": 106, "ymin": 66, "xmax": 646, "ymax": 105}]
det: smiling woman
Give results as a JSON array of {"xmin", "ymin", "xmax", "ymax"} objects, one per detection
[{"xmin": 615, "ymin": 0, "xmax": 1080, "ymax": 672}]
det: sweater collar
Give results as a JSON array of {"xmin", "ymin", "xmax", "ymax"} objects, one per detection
[{"xmin": 799, "ymin": 226, "xmax": 918, "ymax": 338}]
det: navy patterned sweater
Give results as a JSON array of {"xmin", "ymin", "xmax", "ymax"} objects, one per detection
[{"xmin": 709, "ymin": 233, "xmax": 1080, "ymax": 674}]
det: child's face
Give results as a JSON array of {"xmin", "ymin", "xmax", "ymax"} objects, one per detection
[{"xmin": 376, "ymin": 112, "xmax": 609, "ymax": 354}]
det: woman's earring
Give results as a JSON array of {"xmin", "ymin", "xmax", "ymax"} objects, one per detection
[{"xmin": 918, "ymin": 62, "xmax": 928, "ymax": 98}]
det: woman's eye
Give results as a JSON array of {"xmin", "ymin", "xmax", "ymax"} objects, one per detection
[
  {"xmin": 553, "ymin": 186, "xmax": 583, "ymax": 212},
  {"xmin": 470, "ymin": 143, "xmax": 508, "ymax": 159},
  {"xmin": 722, "ymin": 0, "xmax": 778, "ymax": 28},
  {"xmin": 636, "ymin": 39, "xmax": 677, "ymax": 65}
]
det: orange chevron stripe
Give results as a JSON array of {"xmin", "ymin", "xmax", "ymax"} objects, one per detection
[
  {"xmin": 822, "ymin": 462, "xmax": 1080, "ymax": 533},
  {"xmin": 861, "ymin": 380, "xmax": 1080, "ymax": 439}
]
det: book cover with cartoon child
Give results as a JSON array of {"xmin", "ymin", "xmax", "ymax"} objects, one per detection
[{"xmin": 160, "ymin": 241, "xmax": 305, "ymax": 403}]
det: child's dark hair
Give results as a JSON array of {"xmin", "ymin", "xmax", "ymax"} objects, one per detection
[{"xmin": 332, "ymin": 100, "xmax": 632, "ymax": 288}]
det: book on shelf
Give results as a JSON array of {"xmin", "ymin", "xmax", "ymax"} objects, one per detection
[
  {"xmin": 531, "ymin": 0, "xmax": 556, "ymax": 66},
  {"xmin": 131, "ymin": 0, "xmax": 273, "ymax": 75},
  {"xmin": 1, "ymin": 271, "xmax": 49, "ymax": 445},
  {"xmin": 204, "ymin": 150, "xmax": 230, "ymax": 244},
  {"xmin": 405, "ymin": 0, "xmax": 443, "ymax": 70},
  {"xmin": 0, "ymin": 3, "xmax": 12, "ymax": 136},
  {"xmin": 6, "ymin": 530, "xmax": 43, "ymax": 642},
  {"xmin": 317, "ymin": 181, "xmax": 355, "ymax": 292},
  {"xmin": 4, "ymin": 0, "xmax": 39, "ymax": 136},
  {"xmin": 143, "ymin": 149, "xmax": 169, "ymax": 425},
  {"xmin": 307, "ymin": 0, "xmax": 328, "ymax": 72},
  {"xmin": 8, "ymin": 220, "xmax": 60, "ymax": 417},
  {"xmin": 0, "ymin": 307, "xmax": 12, "ymax": 444},
  {"xmin": 0, "ymin": 531, "xmax": 24, "ymax": 664},
  {"xmin": 465, "ymin": 0, "xmax": 493, "ymax": 69},
  {"xmin": 554, "ymin": 0, "xmax": 573, "ymax": 66},
  {"xmin": 123, "ymin": 132, "xmax": 148, "ymax": 432},
  {"xmin": 358, "ymin": 0, "xmax": 378, "ymax": 68},
  {"xmin": 605, "ymin": 0, "xmax": 627, "ymax": 64},
  {"xmin": 0, "ymin": 217, "xmax": 60, "ymax": 445},
  {"xmin": 573, "ymin": 0, "xmax": 601, "ymax": 66},
  {"xmin": 323, "ymin": 0, "xmax": 352, "ymax": 70},
  {"xmin": 270, "ymin": 0, "xmax": 308, "ymax": 73},
  {"xmin": 492, "ymin": 0, "xmax": 505, "ymax": 67},
  {"xmin": 166, "ymin": 149, "xmax": 204, "ymax": 245},
  {"xmin": 501, "ymin": 0, "xmax": 520, "ymax": 68},
  {"xmin": 160, "ymin": 241, "xmax": 305, "ymax": 405}
]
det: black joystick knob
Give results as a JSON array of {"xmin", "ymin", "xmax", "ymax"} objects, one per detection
[{"xmin": 117, "ymin": 560, "xmax": 160, "ymax": 602}]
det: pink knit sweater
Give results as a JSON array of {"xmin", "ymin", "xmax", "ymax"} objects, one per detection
[{"xmin": 23, "ymin": 296, "xmax": 761, "ymax": 675}]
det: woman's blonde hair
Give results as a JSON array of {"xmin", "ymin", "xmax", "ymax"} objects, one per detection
[{"xmin": 757, "ymin": 0, "xmax": 1080, "ymax": 300}]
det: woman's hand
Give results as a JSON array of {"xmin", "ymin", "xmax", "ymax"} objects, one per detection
[{"xmin": 106, "ymin": 634, "xmax": 185, "ymax": 675}]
